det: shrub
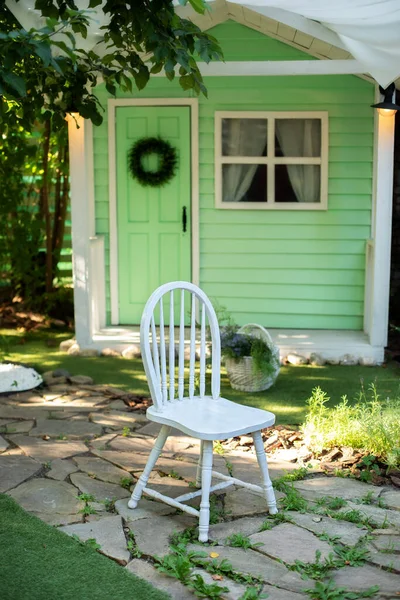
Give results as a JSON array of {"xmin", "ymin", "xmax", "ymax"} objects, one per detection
[{"xmin": 301, "ymin": 385, "xmax": 400, "ymax": 468}]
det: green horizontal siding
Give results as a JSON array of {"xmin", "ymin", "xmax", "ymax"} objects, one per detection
[{"xmin": 92, "ymin": 20, "xmax": 374, "ymax": 329}]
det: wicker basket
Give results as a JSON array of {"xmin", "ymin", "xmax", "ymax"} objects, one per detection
[{"xmin": 224, "ymin": 324, "xmax": 280, "ymax": 392}]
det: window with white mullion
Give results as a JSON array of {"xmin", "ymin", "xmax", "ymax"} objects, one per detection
[{"xmin": 215, "ymin": 111, "xmax": 328, "ymax": 210}]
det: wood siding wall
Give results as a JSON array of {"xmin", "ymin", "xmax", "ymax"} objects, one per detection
[{"xmin": 92, "ymin": 21, "xmax": 374, "ymax": 329}]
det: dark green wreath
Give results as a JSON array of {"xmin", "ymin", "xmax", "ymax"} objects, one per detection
[{"xmin": 128, "ymin": 136, "xmax": 178, "ymax": 187}]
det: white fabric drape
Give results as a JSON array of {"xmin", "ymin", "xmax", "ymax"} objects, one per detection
[
  {"xmin": 275, "ymin": 119, "xmax": 320, "ymax": 203},
  {"xmin": 226, "ymin": 1, "xmax": 400, "ymax": 88},
  {"xmin": 222, "ymin": 119, "xmax": 267, "ymax": 202}
]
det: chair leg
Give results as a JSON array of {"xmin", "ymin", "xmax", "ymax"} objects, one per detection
[
  {"xmin": 198, "ymin": 440, "xmax": 213, "ymax": 542},
  {"xmin": 128, "ymin": 425, "xmax": 171, "ymax": 509},
  {"xmin": 196, "ymin": 440, "xmax": 204, "ymax": 488},
  {"xmin": 252, "ymin": 430, "xmax": 278, "ymax": 514}
]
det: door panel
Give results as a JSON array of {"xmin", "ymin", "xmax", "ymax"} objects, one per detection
[{"xmin": 116, "ymin": 106, "xmax": 191, "ymax": 324}]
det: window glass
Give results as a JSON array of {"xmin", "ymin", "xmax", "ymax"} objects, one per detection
[
  {"xmin": 222, "ymin": 164, "xmax": 267, "ymax": 203},
  {"xmin": 222, "ymin": 118, "xmax": 268, "ymax": 156},
  {"xmin": 275, "ymin": 119, "xmax": 321, "ymax": 157},
  {"xmin": 275, "ymin": 165, "xmax": 321, "ymax": 203}
]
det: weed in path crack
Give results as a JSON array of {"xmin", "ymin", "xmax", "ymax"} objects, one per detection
[
  {"xmin": 304, "ymin": 579, "xmax": 379, "ymax": 599},
  {"xmin": 225, "ymin": 533, "xmax": 263, "ymax": 550}
]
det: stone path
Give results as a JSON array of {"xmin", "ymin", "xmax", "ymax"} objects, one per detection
[{"xmin": 1, "ymin": 378, "xmax": 400, "ymax": 599}]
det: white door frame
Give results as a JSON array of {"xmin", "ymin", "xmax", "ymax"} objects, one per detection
[{"xmin": 108, "ymin": 97, "xmax": 199, "ymax": 325}]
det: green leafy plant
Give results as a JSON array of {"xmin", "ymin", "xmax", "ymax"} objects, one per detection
[
  {"xmin": 316, "ymin": 497, "xmax": 347, "ymax": 511},
  {"xmin": 121, "ymin": 427, "xmax": 130, "ymax": 437},
  {"xmin": 71, "ymin": 534, "xmax": 101, "ymax": 551},
  {"xmin": 225, "ymin": 533, "xmax": 262, "ymax": 550},
  {"xmin": 120, "ymin": 477, "xmax": 133, "ymax": 490},
  {"xmin": 279, "ymin": 485, "xmax": 308, "ymax": 512},
  {"xmin": 126, "ymin": 531, "xmax": 142, "ymax": 558},
  {"xmin": 333, "ymin": 544, "xmax": 370, "ymax": 567},
  {"xmin": 301, "ymin": 385, "xmax": 400, "ymax": 467},
  {"xmin": 188, "ymin": 573, "xmax": 229, "ymax": 599},
  {"xmin": 238, "ymin": 587, "xmax": 268, "ymax": 600},
  {"xmin": 291, "ymin": 550, "xmax": 336, "ymax": 581},
  {"xmin": 304, "ymin": 579, "xmax": 379, "ymax": 599},
  {"xmin": 221, "ymin": 326, "xmax": 279, "ymax": 378}
]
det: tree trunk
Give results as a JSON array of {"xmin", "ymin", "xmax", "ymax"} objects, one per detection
[
  {"xmin": 52, "ymin": 137, "xmax": 69, "ymax": 280},
  {"xmin": 40, "ymin": 118, "xmax": 53, "ymax": 294}
]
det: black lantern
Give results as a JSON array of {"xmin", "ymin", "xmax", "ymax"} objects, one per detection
[{"xmin": 371, "ymin": 83, "xmax": 400, "ymax": 117}]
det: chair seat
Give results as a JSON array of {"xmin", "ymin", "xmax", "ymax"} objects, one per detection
[{"xmin": 146, "ymin": 396, "xmax": 275, "ymax": 441}]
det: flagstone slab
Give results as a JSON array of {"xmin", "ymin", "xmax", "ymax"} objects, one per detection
[
  {"xmin": 286, "ymin": 511, "xmax": 369, "ymax": 546},
  {"xmin": 146, "ymin": 472, "xmax": 199, "ymax": 500},
  {"xmin": 0, "ymin": 435, "xmax": 9, "ymax": 452},
  {"xmin": 46, "ymin": 458, "xmax": 79, "ymax": 481},
  {"xmin": 88, "ymin": 433, "xmax": 118, "ymax": 450},
  {"xmin": 66, "ymin": 397, "xmax": 109, "ymax": 410},
  {"xmin": 136, "ymin": 423, "xmax": 199, "ymax": 447},
  {"xmin": 332, "ymin": 565, "xmax": 400, "ymax": 595},
  {"xmin": 209, "ymin": 516, "xmax": 268, "ymax": 544},
  {"xmin": 70, "ymin": 472, "xmax": 129, "ymax": 501},
  {"xmin": 109, "ymin": 434, "xmax": 190, "ymax": 456},
  {"xmin": 0, "ymin": 406, "xmax": 63, "ymax": 420},
  {"xmin": 60, "ymin": 515, "xmax": 130, "ymax": 564},
  {"xmin": 249, "ymin": 523, "xmax": 332, "ymax": 564},
  {"xmin": 114, "ymin": 497, "xmax": 174, "ymax": 521},
  {"xmin": 6, "ymin": 392, "xmax": 45, "ymax": 404},
  {"xmin": 91, "ymin": 449, "xmax": 150, "ymax": 472},
  {"xmin": 381, "ymin": 490, "xmax": 400, "ymax": 511},
  {"xmin": 224, "ymin": 488, "xmax": 285, "ymax": 518},
  {"xmin": 5, "ymin": 420, "xmax": 35, "ymax": 434},
  {"xmin": 29, "ymin": 418, "xmax": 103, "ymax": 439},
  {"xmin": 8, "ymin": 479, "xmax": 83, "ymax": 515},
  {"xmin": 367, "ymin": 549, "xmax": 400, "ymax": 573},
  {"xmin": 9, "ymin": 435, "xmax": 88, "ymax": 461},
  {"xmin": 73, "ymin": 456, "xmax": 133, "ymax": 485},
  {"xmin": 128, "ymin": 514, "xmax": 195, "ymax": 557},
  {"xmin": 89, "ymin": 411, "xmax": 147, "ymax": 429},
  {"xmin": 370, "ymin": 534, "xmax": 400, "ymax": 553},
  {"xmin": 126, "ymin": 559, "xmax": 196, "ymax": 599},
  {"xmin": 0, "ymin": 454, "xmax": 42, "ymax": 492},
  {"xmin": 293, "ymin": 476, "xmax": 381, "ymax": 502},
  {"xmin": 33, "ymin": 512, "xmax": 83, "ymax": 526},
  {"xmin": 186, "ymin": 544, "xmax": 306, "ymax": 593},
  {"xmin": 261, "ymin": 586, "xmax": 308, "ymax": 600}
]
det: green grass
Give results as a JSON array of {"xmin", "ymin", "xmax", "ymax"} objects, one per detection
[
  {"xmin": 1, "ymin": 327, "xmax": 400, "ymax": 426},
  {"xmin": 0, "ymin": 494, "xmax": 170, "ymax": 600}
]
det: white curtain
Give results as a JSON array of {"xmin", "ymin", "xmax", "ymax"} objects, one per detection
[
  {"xmin": 275, "ymin": 119, "xmax": 320, "ymax": 203},
  {"xmin": 222, "ymin": 119, "xmax": 267, "ymax": 203}
]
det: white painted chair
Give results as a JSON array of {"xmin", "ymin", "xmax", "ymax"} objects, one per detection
[{"xmin": 128, "ymin": 281, "xmax": 277, "ymax": 541}]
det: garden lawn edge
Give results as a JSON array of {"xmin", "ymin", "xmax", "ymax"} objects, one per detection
[{"xmin": 0, "ymin": 494, "xmax": 171, "ymax": 600}]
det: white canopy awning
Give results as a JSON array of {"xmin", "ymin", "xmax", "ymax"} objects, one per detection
[
  {"xmin": 227, "ymin": 1, "xmax": 400, "ymax": 88},
  {"xmin": 6, "ymin": 0, "xmax": 400, "ymax": 88}
]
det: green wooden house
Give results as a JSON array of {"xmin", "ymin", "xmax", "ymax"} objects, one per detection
[{"xmin": 59, "ymin": 2, "xmax": 397, "ymax": 363}]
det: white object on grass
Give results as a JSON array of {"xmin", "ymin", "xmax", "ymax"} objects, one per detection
[{"xmin": 0, "ymin": 363, "xmax": 43, "ymax": 394}]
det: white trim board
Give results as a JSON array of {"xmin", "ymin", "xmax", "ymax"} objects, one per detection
[
  {"xmin": 170, "ymin": 60, "xmax": 367, "ymax": 77},
  {"xmin": 108, "ymin": 97, "xmax": 200, "ymax": 325}
]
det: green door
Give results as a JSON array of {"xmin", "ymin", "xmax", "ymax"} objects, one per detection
[{"xmin": 116, "ymin": 106, "xmax": 191, "ymax": 324}]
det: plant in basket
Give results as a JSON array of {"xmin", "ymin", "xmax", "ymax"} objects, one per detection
[{"xmin": 221, "ymin": 323, "xmax": 280, "ymax": 392}]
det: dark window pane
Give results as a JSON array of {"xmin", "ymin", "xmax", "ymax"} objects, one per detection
[
  {"xmin": 222, "ymin": 118, "xmax": 268, "ymax": 156},
  {"xmin": 222, "ymin": 164, "xmax": 267, "ymax": 203},
  {"xmin": 275, "ymin": 119, "xmax": 321, "ymax": 157},
  {"xmin": 275, "ymin": 165, "xmax": 321, "ymax": 203}
]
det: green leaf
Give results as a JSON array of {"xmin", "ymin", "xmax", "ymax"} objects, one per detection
[
  {"xmin": 179, "ymin": 74, "xmax": 195, "ymax": 91},
  {"xmin": 88, "ymin": 0, "xmax": 103, "ymax": 7},
  {"xmin": 0, "ymin": 72, "xmax": 26, "ymax": 97},
  {"xmin": 188, "ymin": 0, "xmax": 208, "ymax": 14},
  {"xmin": 32, "ymin": 41, "xmax": 52, "ymax": 66}
]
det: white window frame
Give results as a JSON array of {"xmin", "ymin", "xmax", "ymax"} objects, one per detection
[{"xmin": 214, "ymin": 111, "xmax": 329, "ymax": 210}]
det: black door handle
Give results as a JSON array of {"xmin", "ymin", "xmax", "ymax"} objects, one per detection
[{"xmin": 182, "ymin": 206, "xmax": 187, "ymax": 233}]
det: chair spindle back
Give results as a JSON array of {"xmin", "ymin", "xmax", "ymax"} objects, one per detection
[{"xmin": 140, "ymin": 282, "xmax": 221, "ymax": 412}]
